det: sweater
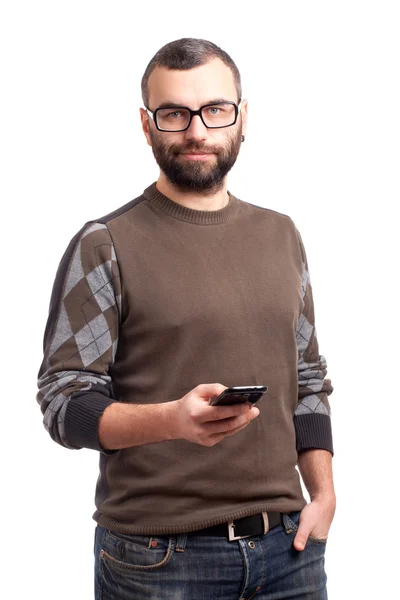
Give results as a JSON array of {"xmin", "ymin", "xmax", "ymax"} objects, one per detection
[{"xmin": 37, "ymin": 182, "xmax": 333, "ymax": 535}]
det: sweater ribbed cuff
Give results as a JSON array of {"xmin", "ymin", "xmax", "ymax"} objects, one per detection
[
  {"xmin": 64, "ymin": 392, "xmax": 118, "ymax": 454},
  {"xmin": 294, "ymin": 413, "xmax": 334, "ymax": 456}
]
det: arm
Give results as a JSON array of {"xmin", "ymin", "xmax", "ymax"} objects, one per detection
[
  {"xmin": 294, "ymin": 449, "xmax": 336, "ymax": 550},
  {"xmin": 37, "ymin": 222, "xmax": 122, "ymax": 453},
  {"xmin": 292, "ymin": 229, "xmax": 336, "ymax": 549},
  {"xmin": 98, "ymin": 401, "xmax": 177, "ymax": 449},
  {"xmin": 98, "ymin": 385, "xmax": 259, "ymax": 449},
  {"xmin": 297, "ymin": 449, "xmax": 335, "ymax": 503},
  {"xmin": 294, "ymin": 229, "xmax": 334, "ymax": 454}
]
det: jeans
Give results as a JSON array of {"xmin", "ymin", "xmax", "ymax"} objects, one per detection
[{"xmin": 94, "ymin": 511, "xmax": 328, "ymax": 599}]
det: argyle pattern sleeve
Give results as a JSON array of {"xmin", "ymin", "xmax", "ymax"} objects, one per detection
[
  {"xmin": 37, "ymin": 222, "xmax": 121, "ymax": 453},
  {"xmin": 293, "ymin": 230, "xmax": 334, "ymax": 455}
]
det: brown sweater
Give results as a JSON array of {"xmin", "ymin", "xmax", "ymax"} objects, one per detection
[{"xmin": 37, "ymin": 182, "xmax": 333, "ymax": 535}]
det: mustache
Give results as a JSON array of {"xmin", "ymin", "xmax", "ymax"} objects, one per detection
[{"xmin": 169, "ymin": 143, "xmax": 219, "ymax": 155}]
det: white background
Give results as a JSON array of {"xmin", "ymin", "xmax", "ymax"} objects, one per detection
[{"xmin": 1, "ymin": 1, "xmax": 399, "ymax": 598}]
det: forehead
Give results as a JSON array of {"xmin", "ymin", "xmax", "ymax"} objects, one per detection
[{"xmin": 147, "ymin": 58, "xmax": 238, "ymax": 108}]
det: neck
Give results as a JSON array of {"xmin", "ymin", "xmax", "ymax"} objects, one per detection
[{"xmin": 156, "ymin": 174, "xmax": 229, "ymax": 211}]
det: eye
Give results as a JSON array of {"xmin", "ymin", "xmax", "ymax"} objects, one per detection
[
  {"xmin": 166, "ymin": 111, "xmax": 182, "ymax": 118},
  {"xmin": 206, "ymin": 106, "xmax": 223, "ymax": 115}
]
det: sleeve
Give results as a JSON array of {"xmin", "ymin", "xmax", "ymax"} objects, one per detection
[
  {"xmin": 294, "ymin": 229, "xmax": 334, "ymax": 455},
  {"xmin": 36, "ymin": 222, "xmax": 121, "ymax": 454}
]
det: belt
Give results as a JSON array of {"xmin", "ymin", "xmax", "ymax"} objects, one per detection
[{"xmin": 186, "ymin": 511, "xmax": 282, "ymax": 541}]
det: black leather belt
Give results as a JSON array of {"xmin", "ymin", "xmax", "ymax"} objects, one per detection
[{"xmin": 187, "ymin": 512, "xmax": 282, "ymax": 541}]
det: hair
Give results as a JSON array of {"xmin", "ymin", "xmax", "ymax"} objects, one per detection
[{"xmin": 141, "ymin": 38, "xmax": 242, "ymax": 108}]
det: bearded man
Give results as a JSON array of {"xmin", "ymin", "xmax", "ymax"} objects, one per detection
[{"xmin": 37, "ymin": 37, "xmax": 335, "ymax": 600}]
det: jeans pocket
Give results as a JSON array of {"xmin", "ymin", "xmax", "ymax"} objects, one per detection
[
  {"xmin": 106, "ymin": 530, "xmax": 155, "ymax": 549},
  {"xmin": 282, "ymin": 512, "xmax": 328, "ymax": 546},
  {"xmin": 100, "ymin": 529, "xmax": 175, "ymax": 572}
]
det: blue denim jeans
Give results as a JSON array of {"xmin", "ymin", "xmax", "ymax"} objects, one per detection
[{"xmin": 94, "ymin": 511, "xmax": 328, "ymax": 599}]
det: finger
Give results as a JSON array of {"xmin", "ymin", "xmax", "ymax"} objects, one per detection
[
  {"xmin": 196, "ymin": 383, "xmax": 227, "ymax": 398},
  {"xmin": 203, "ymin": 402, "xmax": 253, "ymax": 423},
  {"xmin": 205, "ymin": 407, "xmax": 259, "ymax": 435},
  {"xmin": 206, "ymin": 417, "xmax": 255, "ymax": 446},
  {"xmin": 293, "ymin": 522, "xmax": 311, "ymax": 551},
  {"xmin": 223, "ymin": 421, "xmax": 252, "ymax": 437}
]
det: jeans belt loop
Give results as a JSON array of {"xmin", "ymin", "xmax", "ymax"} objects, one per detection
[
  {"xmin": 262, "ymin": 511, "xmax": 270, "ymax": 534},
  {"xmin": 175, "ymin": 533, "xmax": 188, "ymax": 553}
]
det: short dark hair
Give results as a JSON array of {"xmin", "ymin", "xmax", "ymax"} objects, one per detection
[{"xmin": 141, "ymin": 38, "xmax": 242, "ymax": 108}]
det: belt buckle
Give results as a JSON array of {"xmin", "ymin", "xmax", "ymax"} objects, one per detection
[
  {"xmin": 227, "ymin": 513, "xmax": 270, "ymax": 542},
  {"xmin": 228, "ymin": 520, "xmax": 250, "ymax": 541}
]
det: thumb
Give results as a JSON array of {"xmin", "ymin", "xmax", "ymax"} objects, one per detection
[
  {"xmin": 196, "ymin": 383, "xmax": 227, "ymax": 398},
  {"xmin": 293, "ymin": 519, "xmax": 311, "ymax": 552}
]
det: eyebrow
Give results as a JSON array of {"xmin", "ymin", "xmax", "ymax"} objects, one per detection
[{"xmin": 155, "ymin": 98, "xmax": 233, "ymax": 110}]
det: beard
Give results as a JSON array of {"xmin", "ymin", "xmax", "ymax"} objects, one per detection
[{"xmin": 148, "ymin": 124, "xmax": 243, "ymax": 194}]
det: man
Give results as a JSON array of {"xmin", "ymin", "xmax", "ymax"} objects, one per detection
[{"xmin": 37, "ymin": 38, "xmax": 336, "ymax": 599}]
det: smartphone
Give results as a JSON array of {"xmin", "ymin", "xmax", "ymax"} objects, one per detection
[{"xmin": 209, "ymin": 385, "xmax": 268, "ymax": 406}]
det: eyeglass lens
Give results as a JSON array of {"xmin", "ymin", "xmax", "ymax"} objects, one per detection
[{"xmin": 156, "ymin": 103, "xmax": 236, "ymax": 131}]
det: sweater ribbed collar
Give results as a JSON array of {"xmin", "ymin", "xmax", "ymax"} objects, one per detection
[{"xmin": 143, "ymin": 182, "xmax": 239, "ymax": 225}]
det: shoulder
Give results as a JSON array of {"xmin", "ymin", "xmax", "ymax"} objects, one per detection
[
  {"xmin": 238, "ymin": 196, "xmax": 294, "ymax": 223},
  {"xmin": 236, "ymin": 196, "xmax": 298, "ymax": 234},
  {"xmin": 66, "ymin": 190, "xmax": 148, "ymax": 254},
  {"xmin": 91, "ymin": 192, "xmax": 147, "ymax": 227}
]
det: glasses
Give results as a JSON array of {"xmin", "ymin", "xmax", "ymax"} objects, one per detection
[{"xmin": 145, "ymin": 100, "xmax": 242, "ymax": 132}]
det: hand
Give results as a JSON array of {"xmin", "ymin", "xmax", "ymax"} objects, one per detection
[
  {"xmin": 171, "ymin": 383, "xmax": 260, "ymax": 447},
  {"xmin": 293, "ymin": 497, "xmax": 336, "ymax": 551}
]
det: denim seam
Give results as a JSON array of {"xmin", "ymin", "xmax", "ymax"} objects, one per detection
[
  {"xmin": 106, "ymin": 530, "xmax": 156, "ymax": 550},
  {"xmin": 100, "ymin": 536, "xmax": 176, "ymax": 571},
  {"xmin": 258, "ymin": 535, "xmax": 266, "ymax": 594},
  {"xmin": 238, "ymin": 539, "xmax": 251, "ymax": 599}
]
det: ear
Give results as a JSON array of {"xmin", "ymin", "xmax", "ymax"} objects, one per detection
[
  {"xmin": 139, "ymin": 108, "xmax": 152, "ymax": 147},
  {"xmin": 240, "ymin": 99, "xmax": 249, "ymax": 138}
]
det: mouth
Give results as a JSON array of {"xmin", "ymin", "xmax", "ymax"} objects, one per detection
[{"xmin": 181, "ymin": 152, "xmax": 214, "ymax": 160}]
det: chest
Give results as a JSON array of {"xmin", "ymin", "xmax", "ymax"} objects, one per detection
[{"xmin": 116, "ymin": 219, "xmax": 303, "ymax": 342}]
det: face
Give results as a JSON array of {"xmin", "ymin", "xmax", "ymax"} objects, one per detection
[{"xmin": 140, "ymin": 58, "xmax": 248, "ymax": 194}]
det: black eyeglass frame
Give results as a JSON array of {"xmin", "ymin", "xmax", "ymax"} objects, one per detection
[{"xmin": 145, "ymin": 99, "xmax": 242, "ymax": 132}]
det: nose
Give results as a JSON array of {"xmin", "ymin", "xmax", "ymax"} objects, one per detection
[{"xmin": 184, "ymin": 114, "xmax": 208, "ymax": 142}]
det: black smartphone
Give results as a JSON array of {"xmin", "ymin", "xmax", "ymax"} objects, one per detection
[{"xmin": 209, "ymin": 385, "xmax": 268, "ymax": 406}]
